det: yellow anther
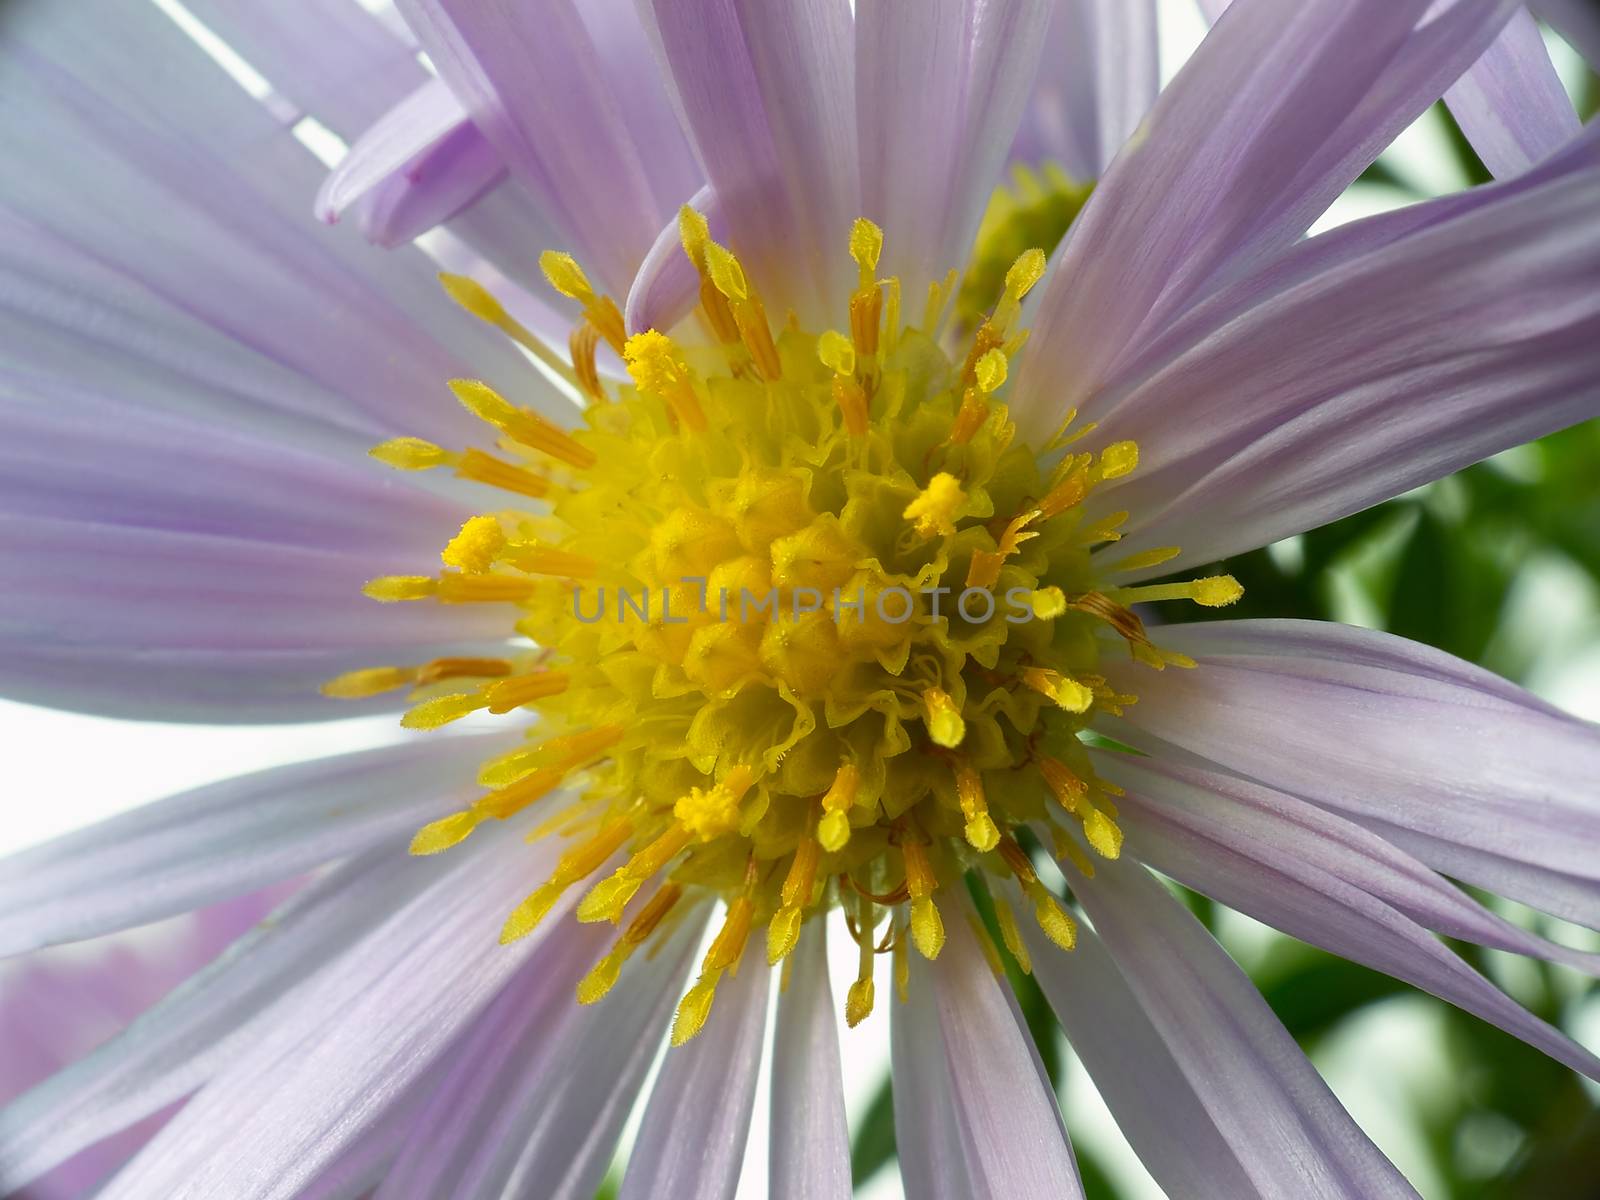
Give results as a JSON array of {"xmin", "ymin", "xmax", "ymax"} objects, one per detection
[
  {"xmin": 451, "ymin": 450, "xmax": 552, "ymax": 500},
  {"xmin": 923, "ymin": 687, "xmax": 965, "ymax": 749},
  {"xmin": 1005, "ymin": 248, "xmax": 1048, "ymax": 301},
  {"xmin": 993, "ymin": 894, "xmax": 1032, "ymax": 974},
  {"xmin": 767, "ymin": 906, "xmax": 803, "ymax": 966},
  {"xmin": 1039, "ymin": 756, "xmax": 1088, "ymax": 811},
  {"xmin": 704, "ymin": 894, "xmax": 754, "ymax": 973},
  {"xmin": 1120, "ymin": 574, "xmax": 1244, "ymax": 608},
  {"xmin": 363, "ymin": 575, "xmax": 438, "ymax": 602},
  {"xmin": 902, "ymin": 838, "xmax": 944, "ymax": 959},
  {"xmin": 1020, "ymin": 667, "xmax": 1094, "ymax": 713},
  {"xmin": 678, "ymin": 205, "xmax": 711, "ymax": 269},
  {"xmin": 1099, "ymin": 440, "xmax": 1139, "ymax": 480},
  {"xmin": 846, "ymin": 896, "xmax": 877, "ymax": 1026},
  {"xmin": 439, "ymin": 272, "xmax": 578, "ymax": 384},
  {"xmin": 974, "ymin": 347, "xmax": 1008, "ymax": 393},
  {"xmin": 1193, "ymin": 575, "xmax": 1244, "ymax": 607},
  {"xmin": 673, "ymin": 766, "xmax": 755, "ymax": 841},
  {"xmin": 1028, "ymin": 881, "xmax": 1078, "ymax": 951},
  {"xmin": 408, "ymin": 810, "xmax": 484, "ymax": 856},
  {"xmin": 703, "ymin": 241, "xmax": 749, "ymax": 301},
  {"xmin": 441, "ymin": 516, "xmax": 506, "ymax": 574},
  {"xmin": 909, "ymin": 896, "xmax": 945, "ymax": 960},
  {"xmin": 370, "ymin": 437, "xmax": 450, "ymax": 470},
  {"xmin": 483, "ymin": 671, "xmax": 569, "ymax": 713},
  {"xmin": 849, "ymin": 217, "xmax": 884, "ymax": 284},
  {"xmin": 817, "ymin": 329, "xmax": 856, "ymax": 376},
  {"xmin": 624, "ymin": 331, "xmax": 708, "ymax": 430},
  {"xmin": 539, "ymin": 251, "xmax": 595, "ymax": 302},
  {"xmin": 400, "ymin": 691, "xmax": 486, "ymax": 730},
  {"xmin": 953, "ymin": 763, "xmax": 1000, "ymax": 852},
  {"xmin": 448, "ymin": 379, "xmax": 597, "ymax": 468},
  {"xmin": 579, "ymin": 882, "xmax": 683, "ymax": 1004},
  {"xmin": 832, "ymin": 375, "xmax": 870, "ymax": 437},
  {"xmin": 903, "ymin": 472, "xmax": 965, "ymax": 538},
  {"xmin": 321, "ymin": 666, "xmax": 414, "ymax": 699},
  {"xmin": 818, "ymin": 764, "xmax": 860, "ymax": 852},
  {"xmin": 1081, "ymin": 806, "xmax": 1124, "ymax": 859},
  {"xmin": 672, "ymin": 977, "xmax": 719, "ymax": 1045},
  {"xmin": 502, "ymin": 817, "xmax": 634, "ymax": 944},
  {"xmin": 1030, "ymin": 586, "xmax": 1066, "ymax": 619}
]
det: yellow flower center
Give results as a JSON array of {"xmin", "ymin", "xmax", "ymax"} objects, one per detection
[{"xmin": 328, "ymin": 210, "xmax": 1239, "ymax": 1043}]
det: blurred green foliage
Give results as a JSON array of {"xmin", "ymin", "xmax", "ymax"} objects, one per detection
[{"xmin": 849, "ymin": 75, "xmax": 1600, "ymax": 1199}]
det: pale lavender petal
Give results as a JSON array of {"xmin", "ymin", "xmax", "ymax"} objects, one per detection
[
  {"xmin": 0, "ymin": 515, "xmax": 509, "ymax": 724},
  {"xmin": 770, "ymin": 920, "xmax": 850, "ymax": 1200},
  {"xmin": 394, "ymin": 0, "xmax": 673, "ymax": 298},
  {"xmin": 910, "ymin": 909, "xmax": 1085, "ymax": 1198},
  {"xmin": 178, "ymin": 0, "xmax": 423, "ymax": 137},
  {"xmin": 1073, "ymin": 856, "xmax": 1420, "ymax": 1197},
  {"xmin": 619, "ymin": 936, "xmax": 770, "ymax": 1200},
  {"xmin": 1104, "ymin": 620, "xmax": 1600, "ymax": 927},
  {"xmin": 1011, "ymin": 0, "xmax": 1160, "ymax": 179},
  {"xmin": 1101, "ymin": 754, "xmax": 1600, "ymax": 1080},
  {"xmin": 455, "ymin": 905, "xmax": 708, "ymax": 1200},
  {"xmin": 1445, "ymin": 8, "xmax": 1580, "ymax": 177},
  {"xmin": 639, "ymin": 0, "xmax": 859, "ymax": 324},
  {"xmin": 1533, "ymin": 0, "xmax": 1600, "ymax": 66},
  {"xmin": 0, "ymin": 733, "xmax": 510, "ymax": 954},
  {"xmin": 891, "ymin": 961, "xmax": 976, "ymax": 1200},
  {"xmin": 2, "ymin": 1, "xmax": 559, "ymax": 448},
  {"xmin": 372, "ymin": 915, "xmax": 611, "ymax": 1200},
  {"xmin": 1086, "ymin": 138, "xmax": 1600, "ymax": 575},
  {"xmin": 0, "ymin": 853, "xmax": 435, "ymax": 1189},
  {"xmin": 626, "ymin": 185, "xmax": 725, "ymax": 336},
  {"xmin": 313, "ymin": 79, "xmax": 488, "ymax": 225},
  {"xmin": 0, "ymin": 889, "xmax": 285, "ymax": 1198},
  {"xmin": 1021, "ymin": 909, "xmax": 1261, "ymax": 1200},
  {"xmin": 857, "ymin": 0, "xmax": 1052, "ymax": 302},
  {"xmin": 1010, "ymin": 0, "xmax": 1521, "ymax": 439},
  {"xmin": 94, "ymin": 826, "xmax": 564, "ymax": 1200}
]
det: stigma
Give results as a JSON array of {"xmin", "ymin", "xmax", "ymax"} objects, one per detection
[{"xmin": 328, "ymin": 211, "xmax": 1240, "ymax": 1041}]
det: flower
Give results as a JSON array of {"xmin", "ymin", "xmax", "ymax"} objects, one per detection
[{"xmin": 1, "ymin": 2, "xmax": 1599, "ymax": 1199}]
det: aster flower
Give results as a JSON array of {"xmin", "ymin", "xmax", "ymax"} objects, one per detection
[{"xmin": 1, "ymin": 2, "xmax": 1599, "ymax": 1200}]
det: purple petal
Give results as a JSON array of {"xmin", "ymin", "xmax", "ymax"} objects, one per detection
[
  {"xmin": 1100, "ymin": 752, "xmax": 1600, "ymax": 1080},
  {"xmin": 1084, "ymin": 132, "xmax": 1600, "ymax": 575},
  {"xmin": 1073, "ymin": 856, "xmax": 1420, "ymax": 1197},
  {"xmin": 1534, "ymin": 0, "xmax": 1600, "ymax": 66},
  {"xmin": 619, "ymin": 935, "xmax": 770, "ymax": 1200},
  {"xmin": 0, "ymin": 888, "xmax": 285, "ymax": 1198},
  {"xmin": 891, "ymin": 959, "xmax": 977, "ymax": 1200},
  {"xmin": 901, "ymin": 907, "xmax": 1085, "ymax": 1199},
  {"xmin": 93, "ymin": 827, "xmax": 565, "ymax": 1200},
  {"xmin": 638, "ymin": 0, "xmax": 859, "ymax": 324},
  {"xmin": 177, "ymin": 0, "xmax": 424, "ymax": 137},
  {"xmin": 371, "ymin": 915, "xmax": 612, "ymax": 1200},
  {"xmin": 3, "ymin": 2, "xmax": 559, "ymax": 449},
  {"xmin": 452, "ymin": 906, "xmax": 707, "ymax": 1200},
  {"xmin": 770, "ymin": 920, "xmax": 850, "ymax": 1200},
  {"xmin": 0, "ymin": 733, "xmax": 511, "ymax": 954},
  {"xmin": 1010, "ymin": 0, "xmax": 1521, "ymax": 439},
  {"xmin": 0, "ymin": 852, "xmax": 438, "ymax": 1190},
  {"xmin": 857, "ymin": 0, "xmax": 1052, "ymax": 302},
  {"xmin": 1445, "ymin": 8, "xmax": 1580, "ymax": 178},
  {"xmin": 394, "ymin": 0, "xmax": 678, "ymax": 299},
  {"xmin": 1022, "ymin": 910, "xmax": 1261, "ymax": 1200},
  {"xmin": 1104, "ymin": 619, "xmax": 1600, "ymax": 927},
  {"xmin": 1010, "ymin": 0, "xmax": 1160, "ymax": 180},
  {"xmin": 0, "ymin": 515, "xmax": 509, "ymax": 724},
  {"xmin": 314, "ymin": 78, "xmax": 500, "ymax": 237},
  {"xmin": 626, "ymin": 185, "xmax": 725, "ymax": 336}
]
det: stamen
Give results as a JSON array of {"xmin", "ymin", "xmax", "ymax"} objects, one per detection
[
  {"xmin": 442, "ymin": 516, "xmax": 507, "ymax": 573},
  {"xmin": 953, "ymin": 762, "xmax": 1000, "ymax": 852},
  {"xmin": 623, "ymin": 331, "xmax": 709, "ymax": 431},
  {"xmin": 903, "ymin": 473, "xmax": 965, "ymax": 538},
  {"xmin": 501, "ymin": 816, "xmax": 634, "ymax": 944},
  {"xmin": 922, "ymin": 687, "xmax": 966, "ymax": 749},
  {"xmin": 578, "ymin": 882, "xmax": 683, "ymax": 1005},
  {"xmin": 703, "ymin": 242, "xmax": 782, "ymax": 381},
  {"xmin": 767, "ymin": 827, "xmax": 820, "ymax": 964},
  {"xmin": 1118, "ymin": 575, "xmax": 1244, "ymax": 608},
  {"xmin": 569, "ymin": 322, "xmax": 605, "ymax": 404},
  {"xmin": 993, "ymin": 892, "xmax": 1032, "ymax": 974},
  {"xmin": 502, "ymin": 542, "xmax": 598, "ymax": 579},
  {"xmin": 673, "ymin": 766, "xmax": 756, "ymax": 841},
  {"xmin": 449, "ymin": 379, "xmax": 597, "ymax": 468},
  {"xmin": 1020, "ymin": 667, "xmax": 1094, "ymax": 713},
  {"xmin": 818, "ymin": 763, "xmax": 860, "ymax": 852},
  {"xmin": 845, "ymin": 893, "xmax": 876, "ymax": 1027},
  {"xmin": 538, "ymin": 251, "xmax": 626, "ymax": 353},
  {"xmin": 901, "ymin": 836, "xmax": 945, "ymax": 960},
  {"xmin": 438, "ymin": 271, "xmax": 580, "ymax": 385},
  {"xmin": 673, "ymin": 890, "xmax": 755, "ymax": 1045}
]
